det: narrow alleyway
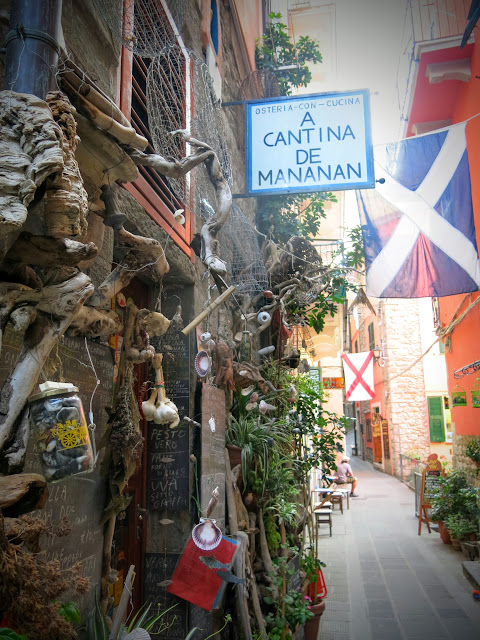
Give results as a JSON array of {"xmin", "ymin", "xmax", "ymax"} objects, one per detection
[{"xmin": 315, "ymin": 455, "xmax": 480, "ymax": 640}]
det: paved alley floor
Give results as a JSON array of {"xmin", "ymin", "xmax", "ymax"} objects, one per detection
[{"xmin": 315, "ymin": 455, "xmax": 480, "ymax": 640}]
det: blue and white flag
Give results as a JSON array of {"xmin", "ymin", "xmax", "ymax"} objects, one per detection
[{"xmin": 357, "ymin": 122, "xmax": 480, "ymax": 298}]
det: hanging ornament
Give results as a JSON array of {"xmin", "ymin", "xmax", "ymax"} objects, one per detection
[
  {"xmin": 451, "ymin": 384, "xmax": 467, "ymax": 407},
  {"xmin": 29, "ymin": 382, "xmax": 95, "ymax": 482},
  {"xmin": 195, "ymin": 350, "xmax": 210, "ymax": 377},
  {"xmin": 239, "ymin": 330, "xmax": 252, "ymax": 362},
  {"xmin": 471, "ymin": 378, "xmax": 480, "ymax": 408},
  {"xmin": 257, "ymin": 311, "xmax": 271, "ymax": 324}
]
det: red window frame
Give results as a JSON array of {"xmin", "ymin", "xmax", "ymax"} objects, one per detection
[{"xmin": 119, "ymin": 2, "xmax": 194, "ymax": 261}]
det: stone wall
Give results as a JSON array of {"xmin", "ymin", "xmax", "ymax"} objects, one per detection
[
  {"xmin": 452, "ymin": 433, "xmax": 480, "ymax": 488},
  {"xmin": 383, "ymin": 299, "xmax": 430, "ymax": 476}
]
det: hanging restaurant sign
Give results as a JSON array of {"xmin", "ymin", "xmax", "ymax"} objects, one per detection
[
  {"xmin": 245, "ymin": 90, "xmax": 374, "ymax": 196},
  {"xmin": 322, "ymin": 376, "xmax": 345, "ymax": 389}
]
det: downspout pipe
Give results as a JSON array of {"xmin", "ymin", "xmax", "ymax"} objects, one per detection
[{"xmin": 4, "ymin": 0, "xmax": 63, "ymax": 99}]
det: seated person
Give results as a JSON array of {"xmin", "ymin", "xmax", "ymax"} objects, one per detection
[{"xmin": 334, "ymin": 456, "xmax": 359, "ymax": 497}]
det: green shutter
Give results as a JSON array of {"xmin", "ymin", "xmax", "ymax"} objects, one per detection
[
  {"xmin": 428, "ymin": 396, "xmax": 445, "ymax": 442},
  {"xmin": 368, "ymin": 323, "xmax": 375, "ymax": 351}
]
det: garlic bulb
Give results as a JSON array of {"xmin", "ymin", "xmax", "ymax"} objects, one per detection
[{"xmin": 141, "ymin": 387, "xmax": 157, "ymax": 421}]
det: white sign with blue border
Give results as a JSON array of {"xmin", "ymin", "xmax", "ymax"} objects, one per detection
[{"xmin": 246, "ymin": 90, "xmax": 374, "ymax": 196}]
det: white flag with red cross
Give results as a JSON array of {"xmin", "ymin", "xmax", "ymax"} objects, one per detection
[{"xmin": 342, "ymin": 351, "xmax": 375, "ymax": 401}]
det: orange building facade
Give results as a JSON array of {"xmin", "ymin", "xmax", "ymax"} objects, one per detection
[{"xmin": 404, "ymin": 0, "xmax": 480, "ymax": 474}]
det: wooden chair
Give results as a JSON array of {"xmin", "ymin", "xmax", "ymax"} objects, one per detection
[
  {"xmin": 330, "ymin": 491, "xmax": 344, "ymax": 514},
  {"xmin": 314, "ymin": 504, "xmax": 333, "ymax": 554}
]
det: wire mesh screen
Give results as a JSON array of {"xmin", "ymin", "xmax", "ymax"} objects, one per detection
[
  {"xmin": 146, "ymin": 46, "xmax": 188, "ymax": 202},
  {"xmin": 239, "ymin": 70, "xmax": 280, "ymax": 101},
  {"xmin": 218, "ymin": 204, "xmax": 269, "ymax": 296},
  {"xmin": 92, "ymin": 0, "xmax": 185, "ymax": 57},
  {"xmin": 189, "ymin": 52, "xmax": 233, "ymax": 218}
]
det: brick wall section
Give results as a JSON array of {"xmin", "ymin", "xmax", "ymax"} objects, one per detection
[
  {"xmin": 383, "ymin": 300, "xmax": 430, "ymax": 475},
  {"xmin": 453, "ymin": 433, "xmax": 480, "ymax": 488}
]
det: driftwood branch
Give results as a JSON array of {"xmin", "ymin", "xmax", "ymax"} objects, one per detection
[
  {"xmin": 129, "ymin": 130, "xmax": 232, "ymax": 276},
  {"xmin": 45, "ymin": 92, "xmax": 89, "ymax": 238},
  {"xmin": 87, "ymin": 187, "xmax": 169, "ymax": 308},
  {"xmin": 0, "ymin": 473, "xmax": 48, "ymax": 517},
  {"xmin": 0, "ymin": 271, "xmax": 94, "ymax": 454},
  {"xmin": 3, "ymin": 405, "xmax": 30, "ymax": 473},
  {"xmin": 233, "ymin": 531, "xmax": 252, "ymax": 640},
  {"xmin": 5, "ymin": 232, "xmax": 98, "ymax": 267},
  {"xmin": 0, "ymin": 91, "xmax": 63, "ymax": 241}
]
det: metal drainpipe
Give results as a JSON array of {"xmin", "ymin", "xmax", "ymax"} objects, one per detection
[{"xmin": 4, "ymin": 0, "xmax": 63, "ymax": 100}]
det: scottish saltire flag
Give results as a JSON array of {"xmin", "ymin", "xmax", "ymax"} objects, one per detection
[{"xmin": 357, "ymin": 122, "xmax": 480, "ymax": 298}]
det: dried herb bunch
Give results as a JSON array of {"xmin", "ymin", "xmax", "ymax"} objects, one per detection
[{"xmin": 0, "ymin": 512, "xmax": 89, "ymax": 639}]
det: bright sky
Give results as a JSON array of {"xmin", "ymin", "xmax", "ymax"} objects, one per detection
[{"xmin": 289, "ymin": 0, "xmax": 411, "ymax": 145}]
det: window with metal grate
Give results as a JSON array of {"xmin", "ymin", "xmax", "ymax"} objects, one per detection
[{"xmin": 120, "ymin": 0, "xmax": 193, "ymax": 259}]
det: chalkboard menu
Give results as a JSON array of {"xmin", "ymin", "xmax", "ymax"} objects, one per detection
[
  {"xmin": 0, "ymin": 327, "xmax": 114, "ymax": 614},
  {"xmin": 144, "ymin": 552, "xmax": 187, "ymax": 638},
  {"xmin": 418, "ymin": 454, "xmax": 444, "ymax": 535},
  {"xmin": 147, "ymin": 421, "xmax": 190, "ymax": 512},
  {"xmin": 148, "ymin": 311, "xmax": 191, "ymax": 513},
  {"xmin": 422, "ymin": 469, "xmax": 442, "ymax": 504}
]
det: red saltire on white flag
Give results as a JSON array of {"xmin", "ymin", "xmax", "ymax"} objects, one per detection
[{"xmin": 342, "ymin": 351, "xmax": 375, "ymax": 401}]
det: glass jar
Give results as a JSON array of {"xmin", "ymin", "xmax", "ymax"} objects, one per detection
[
  {"xmin": 239, "ymin": 330, "xmax": 252, "ymax": 362},
  {"xmin": 28, "ymin": 386, "xmax": 94, "ymax": 482}
]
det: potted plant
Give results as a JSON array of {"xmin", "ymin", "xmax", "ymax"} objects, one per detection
[
  {"xmin": 300, "ymin": 552, "xmax": 326, "ymax": 640},
  {"xmin": 444, "ymin": 513, "xmax": 478, "ymax": 550},
  {"xmin": 431, "ymin": 471, "xmax": 480, "ymax": 545}
]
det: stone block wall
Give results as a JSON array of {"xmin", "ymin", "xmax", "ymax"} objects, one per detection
[
  {"xmin": 452, "ymin": 433, "xmax": 480, "ymax": 488},
  {"xmin": 383, "ymin": 299, "xmax": 430, "ymax": 476}
]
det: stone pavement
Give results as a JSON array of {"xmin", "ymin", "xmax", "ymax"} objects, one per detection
[{"xmin": 315, "ymin": 454, "xmax": 480, "ymax": 640}]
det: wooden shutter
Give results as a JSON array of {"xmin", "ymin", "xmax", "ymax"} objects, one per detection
[
  {"xmin": 428, "ymin": 396, "xmax": 445, "ymax": 442},
  {"xmin": 367, "ymin": 323, "xmax": 375, "ymax": 351}
]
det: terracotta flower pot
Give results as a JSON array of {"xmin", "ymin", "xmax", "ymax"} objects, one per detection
[
  {"xmin": 437, "ymin": 520, "xmax": 452, "ymax": 545},
  {"xmin": 304, "ymin": 600, "xmax": 325, "ymax": 640},
  {"xmin": 450, "ymin": 537, "xmax": 462, "ymax": 550},
  {"xmin": 226, "ymin": 444, "xmax": 242, "ymax": 469}
]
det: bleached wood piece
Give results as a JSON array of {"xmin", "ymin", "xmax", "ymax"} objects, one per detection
[
  {"xmin": 233, "ymin": 531, "xmax": 252, "ymax": 640},
  {"xmin": 181, "ymin": 286, "xmax": 235, "ymax": 335},
  {"xmin": 44, "ymin": 92, "xmax": 89, "ymax": 238},
  {"xmin": 0, "ymin": 91, "xmax": 63, "ymax": 240},
  {"xmin": 63, "ymin": 79, "xmax": 148, "ymax": 150},
  {"xmin": 129, "ymin": 130, "xmax": 232, "ymax": 277},
  {"xmin": 225, "ymin": 448, "xmax": 239, "ymax": 534},
  {"xmin": 0, "ymin": 271, "xmax": 94, "ymax": 454},
  {"xmin": 3, "ymin": 405, "xmax": 30, "ymax": 473},
  {"xmin": 69, "ymin": 306, "xmax": 122, "ymax": 338},
  {"xmin": 60, "ymin": 59, "xmax": 132, "ymax": 129},
  {"xmin": 0, "ymin": 473, "xmax": 48, "ymax": 515},
  {"xmin": 109, "ymin": 565, "xmax": 136, "ymax": 640},
  {"xmin": 6, "ymin": 232, "xmax": 98, "ymax": 267}
]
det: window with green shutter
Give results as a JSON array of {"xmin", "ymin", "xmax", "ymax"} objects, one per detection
[
  {"xmin": 428, "ymin": 396, "xmax": 445, "ymax": 442},
  {"xmin": 367, "ymin": 323, "xmax": 375, "ymax": 351}
]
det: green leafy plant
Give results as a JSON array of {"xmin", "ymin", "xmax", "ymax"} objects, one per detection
[
  {"xmin": 0, "ymin": 630, "xmax": 28, "ymax": 640},
  {"xmin": 57, "ymin": 602, "xmax": 81, "ymax": 625},
  {"xmin": 256, "ymin": 12, "xmax": 322, "ymax": 96},
  {"xmin": 257, "ymin": 192, "xmax": 337, "ymax": 245},
  {"xmin": 430, "ymin": 470, "xmax": 480, "ymax": 523},
  {"xmin": 226, "ymin": 412, "xmax": 290, "ymax": 493},
  {"xmin": 300, "ymin": 551, "xmax": 326, "ymax": 605},
  {"xmin": 264, "ymin": 553, "xmax": 313, "ymax": 639},
  {"xmin": 294, "ymin": 373, "xmax": 347, "ymax": 479},
  {"xmin": 465, "ymin": 439, "xmax": 480, "ymax": 464},
  {"xmin": 119, "ymin": 602, "xmax": 177, "ymax": 637},
  {"xmin": 444, "ymin": 513, "xmax": 478, "ymax": 541}
]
